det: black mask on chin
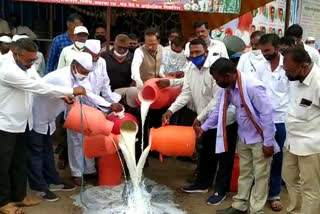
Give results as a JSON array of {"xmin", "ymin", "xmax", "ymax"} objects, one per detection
[
  {"xmin": 129, "ymin": 47, "xmax": 137, "ymax": 54},
  {"xmin": 264, "ymin": 52, "xmax": 278, "ymax": 61},
  {"xmin": 95, "ymin": 35, "xmax": 106, "ymax": 44}
]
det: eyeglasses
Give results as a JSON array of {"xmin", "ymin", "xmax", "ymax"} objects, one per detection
[{"xmin": 18, "ymin": 54, "xmax": 38, "ymax": 63}]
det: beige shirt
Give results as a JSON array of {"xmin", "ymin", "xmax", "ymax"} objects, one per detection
[
  {"xmin": 11, "ymin": 26, "xmax": 37, "ymax": 40},
  {"xmin": 0, "ymin": 19, "xmax": 10, "ymax": 34},
  {"xmin": 285, "ymin": 64, "xmax": 320, "ymax": 156}
]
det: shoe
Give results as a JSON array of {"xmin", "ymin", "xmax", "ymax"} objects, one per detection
[
  {"xmin": 36, "ymin": 190, "xmax": 59, "ymax": 202},
  {"xmin": 181, "ymin": 183, "xmax": 208, "ymax": 193},
  {"xmin": 207, "ymin": 192, "xmax": 226, "ymax": 205},
  {"xmin": 216, "ymin": 207, "xmax": 247, "ymax": 214},
  {"xmin": 49, "ymin": 183, "xmax": 76, "ymax": 192}
]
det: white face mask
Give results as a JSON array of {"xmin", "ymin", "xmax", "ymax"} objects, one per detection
[
  {"xmin": 251, "ymin": 49, "xmax": 262, "ymax": 56},
  {"xmin": 307, "ymin": 43, "xmax": 316, "ymax": 48},
  {"xmin": 114, "ymin": 49, "xmax": 128, "ymax": 58},
  {"xmin": 75, "ymin": 41, "xmax": 85, "ymax": 50},
  {"xmin": 73, "ymin": 66, "xmax": 87, "ymax": 81}
]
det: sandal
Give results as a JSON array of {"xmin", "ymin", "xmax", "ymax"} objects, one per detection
[
  {"xmin": 269, "ymin": 199, "xmax": 283, "ymax": 212},
  {"xmin": 15, "ymin": 198, "xmax": 41, "ymax": 207},
  {"xmin": 73, "ymin": 177, "xmax": 87, "ymax": 186},
  {"xmin": 0, "ymin": 203, "xmax": 24, "ymax": 214}
]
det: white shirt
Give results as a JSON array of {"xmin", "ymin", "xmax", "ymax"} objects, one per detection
[
  {"xmin": 285, "ymin": 64, "xmax": 320, "ymax": 156},
  {"xmin": 131, "ymin": 45, "xmax": 163, "ymax": 88},
  {"xmin": 184, "ymin": 38, "xmax": 229, "ymax": 59},
  {"xmin": 88, "ymin": 58, "xmax": 121, "ymax": 104},
  {"xmin": 237, "ymin": 51, "xmax": 266, "ymax": 79},
  {"xmin": 304, "ymin": 44, "xmax": 320, "ymax": 67},
  {"xmin": 57, "ymin": 44, "xmax": 82, "ymax": 69},
  {"xmin": 0, "ymin": 57, "xmax": 73, "ymax": 133},
  {"xmin": 32, "ymin": 66, "xmax": 115, "ymax": 135},
  {"xmin": 34, "ymin": 52, "xmax": 45, "ymax": 77},
  {"xmin": 168, "ymin": 55, "xmax": 236, "ymax": 124},
  {"xmin": 255, "ymin": 54, "xmax": 290, "ymax": 123},
  {"xmin": 159, "ymin": 47, "xmax": 187, "ymax": 77}
]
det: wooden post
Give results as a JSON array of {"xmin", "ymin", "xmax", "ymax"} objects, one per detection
[
  {"xmin": 285, "ymin": 0, "xmax": 291, "ymax": 30},
  {"xmin": 105, "ymin": 7, "xmax": 111, "ymax": 50},
  {"xmin": 49, "ymin": 4, "xmax": 53, "ymax": 39}
]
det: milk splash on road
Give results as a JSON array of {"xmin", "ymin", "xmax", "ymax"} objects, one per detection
[{"xmin": 73, "ymin": 91, "xmax": 185, "ymax": 214}]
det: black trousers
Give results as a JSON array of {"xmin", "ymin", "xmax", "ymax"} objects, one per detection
[
  {"xmin": 0, "ymin": 129, "xmax": 28, "ymax": 206},
  {"xmin": 196, "ymin": 123, "xmax": 238, "ymax": 194}
]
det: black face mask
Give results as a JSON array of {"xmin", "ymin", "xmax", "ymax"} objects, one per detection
[
  {"xmin": 129, "ymin": 47, "xmax": 137, "ymax": 54},
  {"xmin": 264, "ymin": 52, "xmax": 277, "ymax": 61},
  {"xmin": 95, "ymin": 35, "xmax": 106, "ymax": 43}
]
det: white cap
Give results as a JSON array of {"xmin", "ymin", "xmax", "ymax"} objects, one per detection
[
  {"xmin": 306, "ymin": 37, "xmax": 315, "ymax": 42},
  {"xmin": 12, "ymin": 35, "xmax": 29, "ymax": 42},
  {"xmin": 74, "ymin": 26, "xmax": 89, "ymax": 35},
  {"xmin": 73, "ymin": 52, "xmax": 93, "ymax": 71},
  {"xmin": 85, "ymin": 39, "xmax": 101, "ymax": 54},
  {"xmin": 0, "ymin": 36, "xmax": 12, "ymax": 43}
]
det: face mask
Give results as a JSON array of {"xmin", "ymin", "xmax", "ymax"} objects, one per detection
[
  {"xmin": 114, "ymin": 49, "xmax": 128, "ymax": 58},
  {"xmin": 74, "ymin": 41, "xmax": 85, "ymax": 50},
  {"xmin": 15, "ymin": 56, "xmax": 28, "ymax": 71},
  {"xmin": 251, "ymin": 49, "xmax": 262, "ymax": 56},
  {"xmin": 72, "ymin": 66, "xmax": 87, "ymax": 81},
  {"xmin": 190, "ymin": 54, "xmax": 206, "ymax": 67},
  {"xmin": 129, "ymin": 47, "xmax": 137, "ymax": 53},
  {"xmin": 307, "ymin": 43, "xmax": 316, "ymax": 48},
  {"xmin": 168, "ymin": 40, "xmax": 171, "ymax": 46},
  {"xmin": 264, "ymin": 52, "xmax": 277, "ymax": 61},
  {"xmin": 95, "ymin": 35, "xmax": 106, "ymax": 43}
]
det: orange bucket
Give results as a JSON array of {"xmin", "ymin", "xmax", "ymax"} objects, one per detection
[
  {"xmin": 83, "ymin": 134, "xmax": 119, "ymax": 159},
  {"xmin": 136, "ymin": 78, "xmax": 182, "ymax": 109},
  {"xmin": 230, "ymin": 153, "xmax": 240, "ymax": 192},
  {"xmin": 64, "ymin": 102, "xmax": 114, "ymax": 135},
  {"xmin": 150, "ymin": 125, "xmax": 196, "ymax": 156},
  {"xmin": 98, "ymin": 154, "xmax": 122, "ymax": 186}
]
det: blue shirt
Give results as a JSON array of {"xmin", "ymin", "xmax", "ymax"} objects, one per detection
[{"xmin": 46, "ymin": 32, "xmax": 72, "ymax": 74}]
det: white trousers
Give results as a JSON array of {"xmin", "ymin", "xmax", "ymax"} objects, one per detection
[{"xmin": 67, "ymin": 129, "xmax": 96, "ymax": 177}]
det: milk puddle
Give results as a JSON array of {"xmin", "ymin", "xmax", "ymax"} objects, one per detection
[{"xmin": 73, "ymin": 96, "xmax": 186, "ymax": 214}]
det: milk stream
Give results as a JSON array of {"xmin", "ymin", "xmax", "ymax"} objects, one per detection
[{"xmin": 73, "ymin": 90, "xmax": 186, "ymax": 214}]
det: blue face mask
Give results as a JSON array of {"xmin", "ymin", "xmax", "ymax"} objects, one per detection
[{"xmin": 190, "ymin": 54, "xmax": 206, "ymax": 67}]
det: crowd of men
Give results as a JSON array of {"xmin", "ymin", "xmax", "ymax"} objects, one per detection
[{"xmin": 0, "ymin": 12, "xmax": 320, "ymax": 214}]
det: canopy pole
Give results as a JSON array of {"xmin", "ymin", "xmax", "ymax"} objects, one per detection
[
  {"xmin": 285, "ymin": 0, "xmax": 291, "ymax": 30},
  {"xmin": 105, "ymin": 7, "xmax": 111, "ymax": 50}
]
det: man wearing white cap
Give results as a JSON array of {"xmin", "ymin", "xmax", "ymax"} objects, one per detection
[
  {"xmin": 0, "ymin": 35, "xmax": 28, "ymax": 67},
  {"xmin": 305, "ymin": 37, "xmax": 316, "ymax": 49},
  {"xmin": 0, "ymin": 36, "xmax": 11, "ymax": 55},
  {"xmin": 84, "ymin": 39, "xmax": 123, "ymax": 108},
  {"xmin": 57, "ymin": 47, "xmax": 119, "ymax": 185},
  {"xmin": 0, "ymin": 38, "xmax": 86, "ymax": 214},
  {"xmin": 28, "ymin": 51, "xmax": 110, "ymax": 201},
  {"xmin": 57, "ymin": 26, "xmax": 89, "ymax": 69},
  {"xmin": 0, "ymin": 36, "xmax": 12, "ymax": 68}
]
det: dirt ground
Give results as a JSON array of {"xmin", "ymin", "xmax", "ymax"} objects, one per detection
[{"xmin": 25, "ymin": 155, "xmax": 289, "ymax": 214}]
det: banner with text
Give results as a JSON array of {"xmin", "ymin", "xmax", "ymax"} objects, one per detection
[{"xmin": 15, "ymin": 0, "xmax": 241, "ymax": 14}]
